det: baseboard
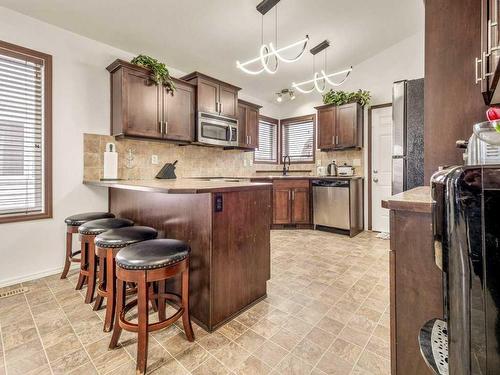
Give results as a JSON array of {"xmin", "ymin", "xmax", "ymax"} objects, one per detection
[{"xmin": 0, "ymin": 264, "xmax": 79, "ymax": 289}]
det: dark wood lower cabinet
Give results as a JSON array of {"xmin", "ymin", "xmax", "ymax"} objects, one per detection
[
  {"xmin": 109, "ymin": 186, "xmax": 271, "ymax": 331},
  {"xmin": 383, "ymin": 189, "xmax": 444, "ymax": 374},
  {"xmin": 271, "ymin": 179, "xmax": 311, "ymax": 226}
]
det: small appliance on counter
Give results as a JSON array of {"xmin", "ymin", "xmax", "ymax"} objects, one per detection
[
  {"xmin": 337, "ymin": 163, "xmax": 355, "ymax": 177},
  {"xmin": 101, "ymin": 142, "xmax": 121, "ymax": 181},
  {"xmin": 316, "ymin": 166, "xmax": 327, "ymax": 176},
  {"xmin": 327, "ymin": 160, "xmax": 337, "ymax": 176},
  {"xmin": 155, "ymin": 160, "xmax": 178, "ymax": 179}
]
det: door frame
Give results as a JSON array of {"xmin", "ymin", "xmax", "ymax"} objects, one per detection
[{"xmin": 367, "ymin": 103, "xmax": 392, "ymax": 230}]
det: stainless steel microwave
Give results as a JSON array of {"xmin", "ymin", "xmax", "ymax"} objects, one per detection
[{"xmin": 197, "ymin": 112, "xmax": 238, "ymax": 147}]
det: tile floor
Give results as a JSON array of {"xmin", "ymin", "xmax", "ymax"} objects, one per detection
[{"xmin": 0, "ymin": 230, "xmax": 390, "ymax": 375}]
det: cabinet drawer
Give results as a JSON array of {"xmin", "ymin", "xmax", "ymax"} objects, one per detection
[{"xmin": 273, "ymin": 179, "xmax": 310, "ymax": 189}]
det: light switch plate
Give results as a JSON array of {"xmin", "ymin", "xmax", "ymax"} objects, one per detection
[
  {"xmin": 151, "ymin": 155, "xmax": 159, "ymax": 165},
  {"xmin": 249, "ymin": 159, "xmax": 253, "ymax": 166},
  {"xmin": 243, "ymin": 159, "xmax": 248, "ymax": 167}
]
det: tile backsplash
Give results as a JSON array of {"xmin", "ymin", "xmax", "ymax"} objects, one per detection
[{"xmin": 83, "ymin": 134, "xmax": 364, "ymax": 180}]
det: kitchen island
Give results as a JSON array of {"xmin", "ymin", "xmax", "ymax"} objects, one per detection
[{"xmin": 84, "ymin": 178, "xmax": 272, "ymax": 331}]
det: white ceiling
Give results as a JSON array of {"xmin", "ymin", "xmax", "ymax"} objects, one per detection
[{"xmin": 0, "ymin": 0, "xmax": 424, "ymax": 103}]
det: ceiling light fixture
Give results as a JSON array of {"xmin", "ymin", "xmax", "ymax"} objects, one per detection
[
  {"xmin": 275, "ymin": 88, "xmax": 295, "ymax": 102},
  {"xmin": 236, "ymin": 0, "xmax": 309, "ymax": 75},
  {"xmin": 292, "ymin": 40, "xmax": 352, "ymax": 94}
]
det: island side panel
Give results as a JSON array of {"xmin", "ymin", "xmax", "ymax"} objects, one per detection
[
  {"xmin": 211, "ymin": 188, "xmax": 272, "ymax": 328},
  {"xmin": 109, "ymin": 188, "xmax": 212, "ymax": 329}
]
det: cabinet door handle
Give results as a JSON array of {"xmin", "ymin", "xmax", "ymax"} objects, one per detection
[
  {"xmin": 249, "ymin": 135, "xmax": 251, "ymax": 145},
  {"xmin": 220, "ymin": 103, "xmax": 223, "ymax": 113},
  {"xmin": 336, "ymin": 135, "xmax": 339, "ymax": 144},
  {"xmin": 483, "ymin": 51, "xmax": 494, "ymax": 79},
  {"xmin": 288, "ymin": 190, "xmax": 291, "ymax": 201},
  {"xmin": 164, "ymin": 121, "xmax": 168, "ymax": 134},
  {"xmin": 159, "ymin": 121, "xmax": 163, "ymax": 133},
  {"xmin": 292, "ymin": 190, "xmax": 295, "ymax": 201},
  {"xmin": 332, "ymin": 135, "xmax": 335, "ymax": 144},
  {"xmin": 476, "ymin": 56, "xmax": 483, "ymax": 83}
]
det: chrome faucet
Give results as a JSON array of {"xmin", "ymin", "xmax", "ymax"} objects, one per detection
[{"xmin": 282, "ymin": 155, "xmax": 291, "ymax": 176}]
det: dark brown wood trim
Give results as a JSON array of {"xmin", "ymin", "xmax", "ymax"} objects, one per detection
[
  {"xmin": 254, "ymin": 115, "xmax": 279, "ymax": 165},
  {"xmin": 279, "ymin": 114, "xmax": 316, "ymax": 165},
  {"xmin": 0, "ymin": 40, "xmax": 52, "ymax": 225},
  {"xmin": 238, "ymin": 99, "xmax": 262, "ymax": 109},
  {"xmin": 179, "ymin": 71, "xmax": 241, "ymax": 91},
  {"xmin": 367, "ymin": 103, "xmax": 392, "ymax": 231}
]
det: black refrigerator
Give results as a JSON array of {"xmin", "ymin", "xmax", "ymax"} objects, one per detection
[
  {"xmin": 392, "ymin": 79, "xmax": 425, "ymax": 194},
  {"xmin": 421, "ymin": 165, "xmax": 500, "ymax": 374}
]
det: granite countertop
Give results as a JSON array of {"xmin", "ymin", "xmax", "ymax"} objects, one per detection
[
  {"xmin": 381, "ymin": 186, "xmax": 433, "ymax": 213},
  {"xmin": 187, "ymin": 175, "xmax": 364, "ymax": 180},
  {"xmin": 83, "ymin": 179, "xmax": 272, "ymax": 194}
]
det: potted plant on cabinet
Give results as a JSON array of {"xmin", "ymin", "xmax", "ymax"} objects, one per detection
[
  {"xmin": 131, "ymin": 55, "xmax": 176, "ymax": 95},
  {"xmin": 322, "ymin": 89, "xmax": 371, "ymax": 107}
]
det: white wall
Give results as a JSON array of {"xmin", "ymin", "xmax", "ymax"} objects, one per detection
[{"xmin": 278, "ymin": 31, "xmax": 425, "ymax": 229}]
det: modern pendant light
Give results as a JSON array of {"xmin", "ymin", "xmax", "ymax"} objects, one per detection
[
  {"xmin": 292, "ymin": 40, "xmax": 352, "ymax": 94},
  {"xmin": 236, "ymin": 0, "xmax": 309, "ymax": 75}
]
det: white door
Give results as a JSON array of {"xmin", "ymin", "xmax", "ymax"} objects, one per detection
[{"xmin": 371, "ymin": 105, "xmax": 393, "ymax": 233}]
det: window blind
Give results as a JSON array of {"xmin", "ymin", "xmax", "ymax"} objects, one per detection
[
  {"xmin": 255, "ymin": 120, "xmax": 277, "ymax": 162},
  {"xmin": 281, "ymin": 119, "xmax": 314, "ymax": 162},
  {"xmin": 0, "ymin": 52, "xmax": 44, "ymax": 217}
]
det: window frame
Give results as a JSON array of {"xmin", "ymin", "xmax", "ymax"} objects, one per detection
[
  {"xmin": 0, "ymin": 40, "xmax": 52, "ymax": 224},
  {"xmin": 279, "ymin": 114, "xmax": 316, "ymax": 164},
  {"xmin": 254, "ymin": 115, "xmax": 279, "ymax": 165}
]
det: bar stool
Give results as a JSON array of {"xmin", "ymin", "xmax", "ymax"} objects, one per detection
[
  {"xmin": 62, "ymin": 212, "xmax": 115, "ymax": 280},
  {"xmin": 109, "ymin": 239, "xmax": 194, "ymax": 374},
  {"xmin": 78, "ymin": 218, "xmax": 134, "ymax": 303},
  {"xmin": 93, "ymin": 226, "xmax": 158, "ymax": 332}
]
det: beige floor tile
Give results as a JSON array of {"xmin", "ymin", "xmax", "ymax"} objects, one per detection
[
  {"xmin": 4, "ymin": 349, "xmax": 47, "ymax": 375},
  {"xmin": 329, "ymin": 338, "xmax": 363, "ymax": 365},
  {"xmin": 145, "ymin": 342, "xmax": 177, "ymax": 374},
  {"xmin": 191, "ymin": 356, "xmax": 230, "ymax": 375},
  {"xmin": 50, "ymin": 349, "xmax": 90, "ymax": 375},
  {"xmin": 197, "ymin": 331, "xmax": 231, "ymax": 353},
  {"xmin": 234, "ymin": 355, "xmax": 272, "ymax": 375},
  {"xmin": 250, "ymin": 318, "xmax": 281, "ymax": 339},
  {"xmin": 218, "ymin": 319, "xmax": 248, "ymax": 341},
  {"xmin": 315, "ymin": 350, "xmax": 353, "ymax": 374},
  {"xmin": 291, "ymin": 338, "xmax": 325, "ymax": 366},
  {"xmin": 4, "ymin": 337, "xmax": 43, "ymax": 363},
  {"xmin": 269, "ymin": 327, "xmax": 302, "ymax": 351},
  {"xmin": 104, "ymin": 358, "xmax": 137, "ymax": 375},
  {"xmin": 175, "ymin": 343, "xmax": 211, "ymax": 371},
  {"xmin": 316, "ymin": 316, "xmax": 345, "ymax": 336},
  {"xmin": 356, "ymin": 350, "xmax": 390, "ymax": 375},
  {"xmin": 274, "ymin": 353, "xmax": 314, "ymax": 375},
  {"xmin": 44, "ymin": 330, "xmax": 82, "ymax": 362},
  {"xmin": 365, "ymin": 336, "xmax": 390, "ymax": 359},
  {"xmin": 338, "ymin": 326, "xmax": 372, "ymax": 348},
  {"xmin": 162, "ymin": 331, "xmax": 197, "ymax": 357},
  {"xmin": 252, "ymin": 339, "xmax": 288, "ymax": 367},
  {"xmin": 235, "ymin": 329, "xmax": 267, "ymax": 353},
  {"xmin": 305, "ymin": 326, "xmax": 336, "ymax": 350},
  {"xmin": 68, "ymin": 361, "xmax": 98, "ymax": 374},
  {"xmin": 1, "ymin": 322, "xmax": 38, "ymax": 351},
  {"xmin": 212, "ymin": 341, "xmax": 250, "ymax": 371}
]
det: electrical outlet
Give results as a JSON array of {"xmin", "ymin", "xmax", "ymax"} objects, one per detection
[
  {"xmin": 151, "ymin": 155, "xmax": 159, "ymax": 165},
  {"xmin": 316, "ymin": 160, "xmax": 322, "ymax": 166},
  {"xmin": 243, "ymin": 159, "xmax": 248, "ymax": 167},
  {"xmin": 249, "ymin": 159, "xmax": 253, "ymax": 166}
]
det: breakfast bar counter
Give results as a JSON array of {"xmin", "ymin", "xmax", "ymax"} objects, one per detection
[{"xmin": 85, "ymin": 179, "xmax": 272, "ymax": 332}]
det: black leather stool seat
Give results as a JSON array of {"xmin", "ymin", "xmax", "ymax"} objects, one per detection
[
  {"xmin": 95, "ymin": 226, "xmax": 158, "ymax": 248},
  {"xmin": 116, "ymin": 239, "xmax": 190, "ymax": 270},
  {"xmin": 65, "ymin": 212, "xmax": 115, "ymax": 226},
  {"xmin": 78, "ymin": 218, "xmax": 134, "ymax": 236}
]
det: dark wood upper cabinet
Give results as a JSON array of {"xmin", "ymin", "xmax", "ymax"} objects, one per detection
[
  {"xmin": 181, "ymin": 72, "xmax": 241, "ymax": 119},
  {"xmin": 237, "ymin": 99, "xmax": 261, "ymax": 150},
  {"xmin": 317, "ymin": 105, "xmax": 335, "ymax": 149},
  {"xmin": 479, "ymin": 0, "xmax": 500, "ymax": 104},
  {"xmin": 315, "ymin": 102, "xmax": 363, "ymax": 151},
  {"xmin": 107, "ymin": 59, "xmax": 195, "ymax": 142},
  {"xmin": 163, "ymin": 80, "xmax": 195, "ymax": 142}
]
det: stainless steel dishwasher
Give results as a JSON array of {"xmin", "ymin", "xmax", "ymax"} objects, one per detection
[{"xmin": 312, "ymin": 179, "xmax": 350, "ymax": 230}]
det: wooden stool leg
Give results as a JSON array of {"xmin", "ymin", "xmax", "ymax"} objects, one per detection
[
  {"xmin": 157, "ymin": 280, "xmax": 166, "ymax": 321},
  {"xmin": 149, "ymin": 283, "xmax": 158, "ymax": 312},
  {"xmin": 75, "ymin": 240, "xmax": 87, "ymax": 290},
  {"xmin": 61, "ymin": 229, "xmax": 72, "ymax": 279},
  {"xmin": 181, "ymin": 263, "xmax": 194, "ymax": 342},
  {"xmin": 85, "ymin": 239, "xmax": 97, "ymax": 303},
  {"xmin": 93, "ymin": 253, "xmax": 106, "ymax": 311},
  {"xmin": 137, "ymin": 273, "xmax": 149, "ymax": 374},
  {"xmin": 109, "ymin": 279, "xmax": 125, "ymax": 349},
  {"xmin": 103, "ymin": 249, "xmax": 116, "ymax": 332}
]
